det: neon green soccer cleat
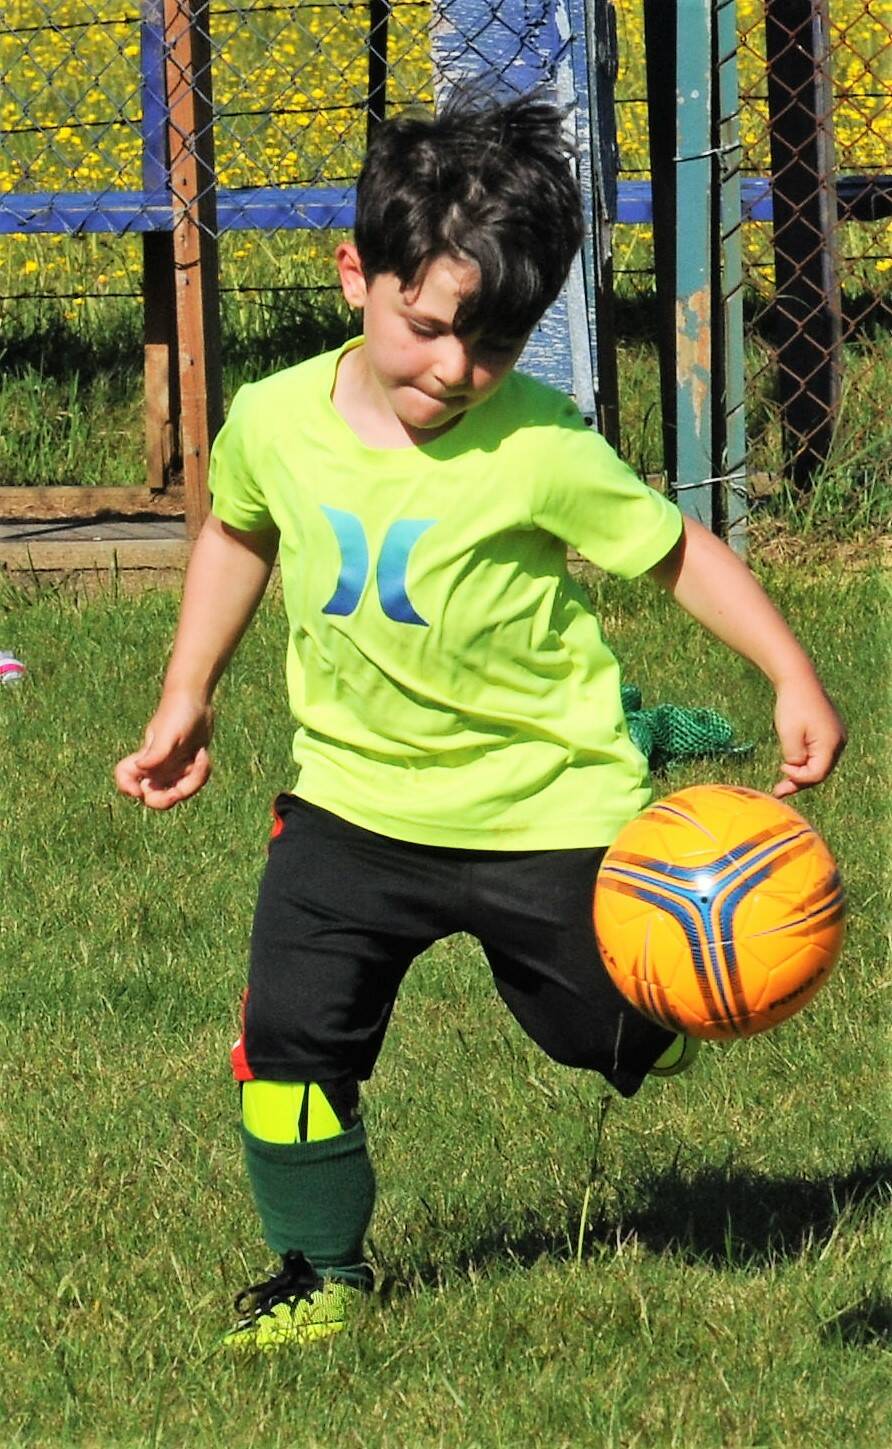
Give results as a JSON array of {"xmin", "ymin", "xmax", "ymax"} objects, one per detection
[
  {"xmin": 222, "ymin": 1251, "xmax": 370, "ymax": 1351},
  {"xmin": 649, "ymin": 1033, "xmax": 701, "ymax": 1077}
]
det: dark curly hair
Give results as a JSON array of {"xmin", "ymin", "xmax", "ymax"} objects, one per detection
[{"xmin": 354, "ymin": 90, "xmax": 584, "ymax": 340}]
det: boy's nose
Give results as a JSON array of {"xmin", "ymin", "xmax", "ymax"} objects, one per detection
[{"xmin": 433, "ymin": 339, "xmax": 472, "ymax": 392}]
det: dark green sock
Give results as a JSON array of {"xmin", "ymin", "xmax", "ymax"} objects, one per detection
[{"xmin": 241, "ymin": 1120, "xmax": 376, "ymax": 1282}]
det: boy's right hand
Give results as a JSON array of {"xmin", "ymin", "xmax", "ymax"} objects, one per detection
[{"xmin": 115, "ymin": 694, "xmax": 214, "ymax": 810}]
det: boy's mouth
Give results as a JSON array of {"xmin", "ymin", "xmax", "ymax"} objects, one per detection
[{"xmin": 410, "ymin": 386, "xmax": 465, "ymax": 408}]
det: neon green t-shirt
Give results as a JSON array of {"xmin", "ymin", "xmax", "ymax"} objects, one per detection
[{"xmin": 209, "ymin": 339, "xmax": 683, "ymax": 848}]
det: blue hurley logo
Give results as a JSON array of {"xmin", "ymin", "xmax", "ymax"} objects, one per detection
[
  {"xmin": 319, "ymin": 506, "xmax": 368, "ymax": 617},
  {"xmin": 320, "ymin": 507, "xmax": 434, "ymax": 626}
]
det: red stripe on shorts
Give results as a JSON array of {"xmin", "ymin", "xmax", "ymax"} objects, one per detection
[{"xmin": 230, "ymin": 989, "xmax": 255, "ymax": 1082}]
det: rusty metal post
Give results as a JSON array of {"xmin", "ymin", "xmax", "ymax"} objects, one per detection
[{"xmin": 163, "ymin": 0, "xmax": 223, "ymax": 538}]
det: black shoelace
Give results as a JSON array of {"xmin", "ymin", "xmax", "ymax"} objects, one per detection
[{"xmin": 234, "ymin": 1250, "xmax": 323, "ymax": 1323}]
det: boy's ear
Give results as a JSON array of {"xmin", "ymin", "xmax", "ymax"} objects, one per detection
[{"xmin": 335, "ymin": 242, "xmax": 368, "ymax": 309}]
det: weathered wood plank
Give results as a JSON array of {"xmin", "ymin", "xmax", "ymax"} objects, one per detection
[
  {"xmin": 0, "ymin": 539, "xmax": 190, "ymax": 572},
  {"xmin": 0, "ymin": 488, "xmax": 185, "ymax": 522}
]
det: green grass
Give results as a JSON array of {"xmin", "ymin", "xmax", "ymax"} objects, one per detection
[{"xmin": 0, "ymin": 563, "xmax": 889, "ymax": 1446}]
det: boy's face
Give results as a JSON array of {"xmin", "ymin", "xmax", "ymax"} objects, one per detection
[{"xmin": 335, "ymin": 244, "xmax": 529, "ymax": 438}]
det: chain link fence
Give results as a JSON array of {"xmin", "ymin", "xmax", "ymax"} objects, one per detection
[
  {"xmin": 610, "ymin": 0, "xmax": 890, "ymax": 491},
  {"xmin": 0, "ymin": 2, "xmax": 441, "ymax": 349},
  {"xmin": 0, "ymin": 1, "xmax": 601, "ymax": 497},
  {"xmin": 1, "ymin": 1, "xmax": 890, "ymax": 511},
  {"xmin": 736, "ymin": 0, "xmax": 891, "ymax": 492}
]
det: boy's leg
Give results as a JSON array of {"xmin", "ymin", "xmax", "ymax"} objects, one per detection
[
  {"xmin": 226, "ymin": 1077, "xmax": 375, "ymax": 1349},
  {"xmin": 467, "ymin": 847, "xmax": 683, "ymax": 1096},
  {"xmin": 227, "ymin": 795, "xmax": 460, "ymax": 1346},
  {"xmin": 239, "ymin": 1078, "xmax": 374, "ymax": 1287}
]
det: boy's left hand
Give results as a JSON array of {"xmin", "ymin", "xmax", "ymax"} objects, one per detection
[{"xmin": 772, "ymin": 676, "xmax": 847, "ymax": 798}]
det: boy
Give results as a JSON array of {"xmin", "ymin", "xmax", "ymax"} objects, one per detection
[{"xmin": 115, "ymin": 93, "xmax": 845, "ymax": 1349}]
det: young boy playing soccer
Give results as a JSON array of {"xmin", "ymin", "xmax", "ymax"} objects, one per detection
[{"xmin": 115, "ymin": 93, "xmax": 845, "ymax": 1349}]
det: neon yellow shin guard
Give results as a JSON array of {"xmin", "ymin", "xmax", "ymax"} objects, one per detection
[{"xmin": 242, "ymin": 1080, "xmax": 345, "ymax": 1144}]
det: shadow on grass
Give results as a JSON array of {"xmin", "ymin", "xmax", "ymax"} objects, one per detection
[
  {"xmin": 219, "ymin": 292, "xmax": 355, "ymax": 379},
  {"xmin": 821, "ymin": 1293, "xmax": 892, "ymax": 1350},
  {"xmin": 383, "ymin": 1155, "xmax": 890, "ymax": 1296},
  {"xmin": 0, "ymin": 295, "xmax": 354, "ymax": 389},
  {"xmin": 2, "ymin": 281, "xmax": 885, "ymax": 385},
  {"xmin": 0, "ymin": 313, "xmax": 142, "ymax": 383},
  {"xmin": 612, "ymin": 1154, "xmax": 891, "ymax": 1267}
]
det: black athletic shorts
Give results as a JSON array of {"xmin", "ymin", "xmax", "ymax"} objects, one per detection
[{"xmin": 232, "ymin": 794, "xmax": 675, "ymax": 1098}]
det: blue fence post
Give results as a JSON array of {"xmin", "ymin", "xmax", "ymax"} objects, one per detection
[
  {"xmin": 675, "ymin": 0, "xmax": 715, "ymax": 528},
  {"xmin": 141, "ymin": 0, "xmax": 169, "ymax": 197},
  {"xmin": 141, "ymin": 0, "xmax": 180, "ymax": 493}
]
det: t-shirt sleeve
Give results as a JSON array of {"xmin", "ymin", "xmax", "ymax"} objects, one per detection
[
  {"xmin": 208, "ymin": 384, "xmax": 276, "ymax": 532},
  {"xmin": 530, "ymin": 399, "xmax": 683, "ymax": 577}
]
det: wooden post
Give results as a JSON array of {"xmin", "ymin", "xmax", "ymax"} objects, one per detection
[
  {"xmin": 163, "ymin": 0, "xmax": 223, "ymax": 538},
  {"xmin": 764, "ymin": 0, "xmax": 841, "ymax": 488},
  {"xmin": 141, "ymin": 0, "xmax": 180, "ymax": 494},
  {"xmin": 143, "ymin": 235, "xmax": 181, "ymax": 493}
]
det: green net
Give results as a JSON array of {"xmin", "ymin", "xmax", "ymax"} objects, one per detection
[{"xmin": 621, "ymin": 684, "xmax": 753, "ymax": 772}]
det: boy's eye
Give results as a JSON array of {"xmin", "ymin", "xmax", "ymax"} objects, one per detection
[{"xmin": 405, "ymin": 320, "xmax": 520, "ymax": 356}]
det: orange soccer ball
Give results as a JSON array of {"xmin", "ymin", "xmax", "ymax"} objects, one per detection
[{"xmin": 593, "ymin": 785, "xmax": 845, "ymax": 1040}]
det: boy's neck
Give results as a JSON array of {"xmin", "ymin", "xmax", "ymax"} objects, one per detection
[{"xmin": 331, "ymin": 343, "xmax": 461, "ymax": 450}]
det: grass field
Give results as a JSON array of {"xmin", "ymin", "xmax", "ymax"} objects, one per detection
[{"xmin": 0, "ymin": 561, "xmax": 889, "ymax": 1447}]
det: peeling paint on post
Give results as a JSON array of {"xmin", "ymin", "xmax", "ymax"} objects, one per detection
[
  {"xmin": 675, "ymin": 0, "xmax": 714, "ymax": 527},
  {"xmin": 717, "ymin": 0, "xmax": 748, "ymax": 555}
]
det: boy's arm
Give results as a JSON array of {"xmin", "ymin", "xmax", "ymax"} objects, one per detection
[
  {"xmin": 115, "ymin": 514, "xmax": 280, "ymax": 810},
  {"xmin": 648, "ymin": 517, "xmax": 846, "ymax": 797}
]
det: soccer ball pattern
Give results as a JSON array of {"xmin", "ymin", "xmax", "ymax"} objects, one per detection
[{"xmin": 593, "ymin": 785, "xmax": 845, "ymax": 1040}]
